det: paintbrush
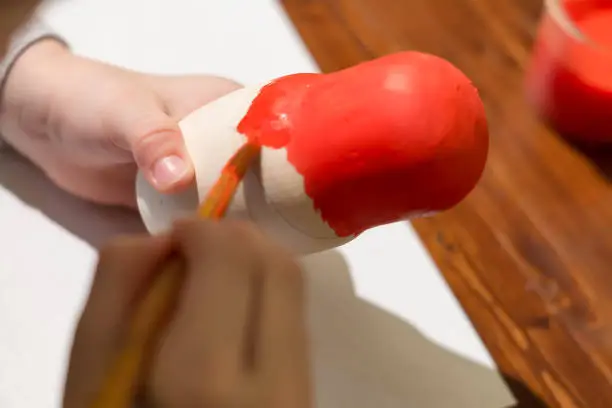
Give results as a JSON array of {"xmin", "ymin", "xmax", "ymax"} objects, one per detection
[{"xmin": 89, "ymin": 142, "xmax": 261, "ymax": 408}]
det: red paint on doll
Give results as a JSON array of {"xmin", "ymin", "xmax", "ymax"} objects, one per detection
[{"xmin": 237, "ymin": 51, "xmax": 489, "ymax": 237}]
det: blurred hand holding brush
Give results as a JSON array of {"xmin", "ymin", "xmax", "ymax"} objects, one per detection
[
  {"xmin": 62, "ymin": 218, "xmax": 312, "ymax": 408},
  {"xmin": 62, "ymin": 142, "xmax": 312, "ymax": 408}
]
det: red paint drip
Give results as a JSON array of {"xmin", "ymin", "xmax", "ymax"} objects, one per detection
[{"xmin": 238, "ymin": 52, "xmax": 489, "ymax": 237}]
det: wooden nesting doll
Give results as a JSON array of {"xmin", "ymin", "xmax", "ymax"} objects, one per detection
[{"xmin": 136, "ymin": 51, "xmax": 489, "ymax": 254}]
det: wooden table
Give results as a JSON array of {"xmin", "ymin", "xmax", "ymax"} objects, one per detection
[{"xmin": 281, "ymin": 1, "xmax": 612, "ymax": 407}]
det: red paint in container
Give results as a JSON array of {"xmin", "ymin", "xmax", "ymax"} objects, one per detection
[
  {"xmin": 238, "ymin": 52, "xmax": 488, "ymax": 237},
  {"xmin": 526, "ymin": 0, "xmax": 612, "ymax": 143}
]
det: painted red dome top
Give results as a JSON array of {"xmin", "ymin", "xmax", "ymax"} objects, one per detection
[{"xmin": 238, "ymin": 51, "xmax": 489, "ymax": 237}]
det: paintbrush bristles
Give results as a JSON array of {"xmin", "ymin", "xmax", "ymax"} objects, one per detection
[{"xmin": 198, "ymin": 143, "xmax": 261, "ymax": 219}]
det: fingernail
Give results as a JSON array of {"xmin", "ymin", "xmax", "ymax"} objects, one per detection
[{"xmin": 152, "ymin": 155, "xmax": 188, "ymax": 188}]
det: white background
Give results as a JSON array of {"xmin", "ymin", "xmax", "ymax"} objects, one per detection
[{"xmin": 0, "ymin": 0, "xmax": 514, "ymax": 406}]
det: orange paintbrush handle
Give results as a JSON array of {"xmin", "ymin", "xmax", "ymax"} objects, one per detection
[
  {"xmin": 198, "ymin": 142, "xmax": 261, "ymax": 218},
  {"xmin": 89, "ymin": 256, "xmax": 185, "ymax": 408},
  {"xmin": 90, "ymin": 142, "xmax": 261, "ymax": 408}
]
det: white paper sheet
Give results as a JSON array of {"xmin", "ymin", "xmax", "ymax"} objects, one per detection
[{"xmin": 0, "ymin": 0, "xmax": 515, "ymax": 406}]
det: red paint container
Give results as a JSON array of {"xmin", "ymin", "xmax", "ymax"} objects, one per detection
[{"xmin": 526, "ymin": 0, "xmax": 612, "ymax": 144}]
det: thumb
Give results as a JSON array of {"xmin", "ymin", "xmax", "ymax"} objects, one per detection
[{"xmin": 124, "ymin": 109, "xmax": 195, "ymax": 193}]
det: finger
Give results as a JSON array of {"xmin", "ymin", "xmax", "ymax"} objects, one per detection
[
  {"xmin": 151, "ymin": 75, "xmax": 243, "ymax": 119},
  {"xmin": 44, "ymin": 160, "xmax": 137, "ymax": 208},
  {"xmin": 174, "ymin": 220, "xmax": 262, "ymax": 364},
  {"xmin": 149, "ymin": 219, "xmax": 262, "ymax": 403},
  {"xmin": 116, "ymin": 101, "xmax": 194, "ymax": 193},
  {"xmin": 63, "ymin": 234, "xmax": 172, "ymax": 408},
  {"xmin": 117, "ymin": 76, "xmax": 241, "ymax": 194},
  {"xmin": 255, "ymin": 238, "xmax": 310, "ymax": 387}
]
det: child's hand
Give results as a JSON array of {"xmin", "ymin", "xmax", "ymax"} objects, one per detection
[
  {"xmin": 0, "ymin": 39, "xmax": 241, "ymax": 206},
  {"xmin": 63, "ymin": 219, "xmax": 312, "ymax": 408}
]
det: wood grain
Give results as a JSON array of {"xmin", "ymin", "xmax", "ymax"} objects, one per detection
[
  {"xmin": 281, "ymin": 0, "xmax": 612, "ymax": 406},
  {"xmin": 0, "ymin": 1, "xmax": 40, "ymax": 51}
]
